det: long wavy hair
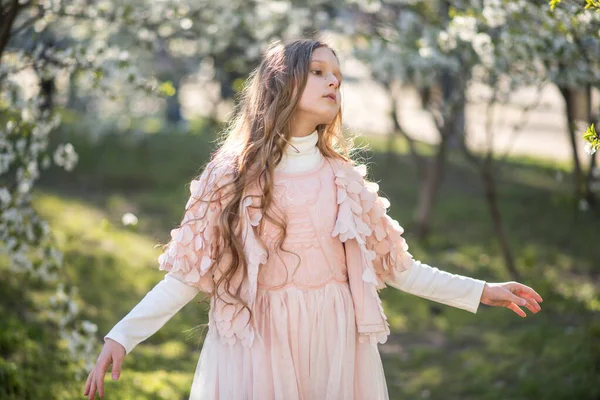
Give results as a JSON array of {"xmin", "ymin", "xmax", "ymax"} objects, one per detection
[{"xmin": 178, "ymin": 38, "xmax": 361, "ymax": 329}]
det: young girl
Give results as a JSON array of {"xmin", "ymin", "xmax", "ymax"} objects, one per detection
[{"xmin": 84, "ymin": 38, "xmax": 543, "ymax": 400}]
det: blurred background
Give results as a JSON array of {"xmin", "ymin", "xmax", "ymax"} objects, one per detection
[{"xmin": 1, "ymin": 0, "xmax": 599, "ymax": 399}]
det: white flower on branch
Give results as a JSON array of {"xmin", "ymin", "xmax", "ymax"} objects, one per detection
[
  {"xmin": 472, "ymin": 32, "xmax": 495, "ymax": 68},
  {"xmin": 449, "ymin": 16, "xmax": 478, "ymax": 43},
  {"xmin": 584, "ymin": 142, "xmax": 597, "ymax": 155},
  {"xmin": 0, "ymin": 188, "xmax": 11, "ymax": 206},
  {"xmin": 483, "ymin": 0, "xmax": 507, "ymax": 28},
  {"xmin": 53, "ymin": 143, "xmax": 79, "ymax": 171}
]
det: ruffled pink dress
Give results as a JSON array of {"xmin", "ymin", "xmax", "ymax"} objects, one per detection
[{"xmin": 190, "ymin": 156, "xmax": 389, "ymax": 399}]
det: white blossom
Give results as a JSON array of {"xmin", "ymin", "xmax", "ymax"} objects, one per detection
[
  {"xmin": 584, "ymin": 143, "xmax": 597, "ymax": 155},
  {"xmin": 53, "ymin": 143, "xmax": 79, "ymax": 171},
  {"xmin": 438, "ymin": 30, "xmax": 457, "ymax": 52},
  {"xmin": 482, "ymin": 0, "xmax": 507, "ymax": 28},
  {"xmin": 449, "ymin": 16, "xmax": 478, "ymax": 43},
  {"xmin": 0, "ymin": 188, "xmax": 11, "ymax": 205},
  {"xmin": 472, "ymin": 32, "xmax": 495, "ymax": 67},
  {"xmin": 121, "ymin": 212, "xmax": 139, "ymax": 227},
  {"xmin": 82, "ymin": 321, "xmax": 98, "ymax": 334}
]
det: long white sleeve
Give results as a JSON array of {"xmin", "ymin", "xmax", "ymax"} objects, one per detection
[
  {"xmin": 387, "ymin": 260, "xmax": 486, "ymax": 314},
  {"xmin": 103, "ymin": 273, "xmax": 201, "ymax": 355}
]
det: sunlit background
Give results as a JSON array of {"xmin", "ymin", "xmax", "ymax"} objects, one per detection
[{"xmin": 1, "ymin": 0, "xmax": 599, "ymax": 399}]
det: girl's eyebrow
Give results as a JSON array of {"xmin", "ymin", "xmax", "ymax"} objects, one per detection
[{"xmin": 310, "ymin": 59, "xmax": 344, "ymax": 80}]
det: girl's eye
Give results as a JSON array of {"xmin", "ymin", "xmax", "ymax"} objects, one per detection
[{"xmin": 311, "ymin": 69, "xmax": 342, "ymax": 87}]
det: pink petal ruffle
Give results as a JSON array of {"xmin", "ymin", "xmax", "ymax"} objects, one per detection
[
  {"xmin": 158, "ymin": 161, "xmax": 268, "ymax": 348},
  {"xmin": 158, "ymin": 163, "xmax": 231, "ymax": 293},
  {"xmin": 330, "ymin": 158, "xmax": 416, "ymax": 344},
  {"xmin": 240, "ymin": 193, "xmax": 268, "ymax": 308}
]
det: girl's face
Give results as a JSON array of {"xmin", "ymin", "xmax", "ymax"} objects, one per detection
[{"xmin": 294, "ymin": 47, "xmax": 342, "ymax": 127}]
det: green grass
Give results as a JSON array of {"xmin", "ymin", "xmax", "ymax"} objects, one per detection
[{"xmin": 2, "ymin": 125, "xmax": 599, "ymax": 399}]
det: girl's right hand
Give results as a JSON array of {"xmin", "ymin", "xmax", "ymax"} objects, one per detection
[{"xmin": 83, "ymin": 338, "xmax": 126, "ymax": 399}]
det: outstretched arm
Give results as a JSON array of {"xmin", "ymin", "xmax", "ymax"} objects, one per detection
[
  {"xmin": 386, "ymin": 259, "xmax": 543, "ymax": 317},
  {"xmin": 386, "ymin": 260, "xmax": 486, "ymax": 313},
  {"xmin": 103, "ymin": 273, "xmax": 201, "ymax": 355},
  {"xmin": 85, "ymin": 273, "xmax": 199, "ymax": 400},
  {"xmin": 103, "ymin": 162, "xmax": 231, "ymax": 354},
  {"xmin": 337, "ymin": 160, "xmax": 543, "ymax": 317}
]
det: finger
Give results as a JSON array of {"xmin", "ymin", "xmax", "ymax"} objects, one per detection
[
  {"xmin": 84, "ymin": 370, "xmax": 93, "ymax": 395},
  {"xmin": 522, "ymin": 287, "xmax": 543, "ymax": 303},
  {"xmin": 96, "ymin": 368, "xmax": 105, "ymax": 398},
  {"xmin": 514, "ymin": 283, "xmax": 543, "ymax": 303},
  {"xmin": 505, "ymin": 288, "xmax": 528, "ymax": 307},
  {"xmin": 111, "ymin": 354, "xmax": 123, "ymax": 381},
  {"xmin": 98, "ymin": 357, "xmax": 112, "ymax": 397},
  {"xmin": 523, "ymin": 297, "xmax": 541, "ymax": 313},
  {"xmin": 507, "ymin": 302, "xmax": 526, "ymax": 318},
  {"xmin": 88, "ymin": 375, "xmax": 97, "ymax": 400}
]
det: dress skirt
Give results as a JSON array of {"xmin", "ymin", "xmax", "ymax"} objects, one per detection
[{"xmin": 189, "ymin": 281, "xmax": 390, "ymax": 400}]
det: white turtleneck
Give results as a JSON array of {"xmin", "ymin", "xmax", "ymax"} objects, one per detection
[
  {"xmin": 275, "ymin": 129, "xmax": 323, "ymax": 174},
  {"xmin": 103, "ymin": 128, "xmax": 485, "ymax": 356}
]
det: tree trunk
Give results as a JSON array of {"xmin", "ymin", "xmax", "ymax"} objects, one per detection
[
  {"xmin": 412, "ymin": 50, "xmax": 464, "ymax": 238},
  {"xmin": 413, "ymin": 134, "xmax": 449, "ymax": 238},
  {"xmin": 40, "ymin": 77, "xmax": 55, "ymax": 112},
  {"xmin": 448, "ymin": 97, "xmax": 466, "ymax": 149},
  {"xmin": 559, "ymin": 86, "xmax": 585, "ymax": 200},
  {"xmin": 385, "ymin": 83, "xmax": 424, "ymax": 178},
  {"xmin": 165, "ymin": 78, "xmax": 182, "ymax": 124},
  {"xmin": 481, "ymin": 161, "xmax": 520, "ymax": 281},
  {"xmin": 0, "ymin": 0, "xmax": 20, "ymax": 60}
]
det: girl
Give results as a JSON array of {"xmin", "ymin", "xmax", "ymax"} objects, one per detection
[{"xmin": 84, "ymin": 38, "xmax": 543, "ymax": 400}]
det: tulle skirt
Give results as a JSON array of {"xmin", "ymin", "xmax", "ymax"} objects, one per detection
[{"xmin": 189, "ymin": 281, "xmax": 389, "ymax": 400}]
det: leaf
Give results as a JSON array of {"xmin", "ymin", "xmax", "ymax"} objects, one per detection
[
  {"xmin": 158, "ymin": 81, "xmax": 177, "ymax": 97},
  {"xmin": 549, "ymin": 0, "xmax": 562, "ymax": 11},
  {"xmin": 583, "ymin": 123, "xmax": 598, "ymax": 142}
]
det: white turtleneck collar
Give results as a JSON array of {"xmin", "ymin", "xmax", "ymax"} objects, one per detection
[{"xmin": 276, "ymin": 129, "xmax": 324, "ymax": 174}]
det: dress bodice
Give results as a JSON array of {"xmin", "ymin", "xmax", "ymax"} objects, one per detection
[{"xmin": 257, "ymin": 157, "xmax": 348, "ymax": 290}]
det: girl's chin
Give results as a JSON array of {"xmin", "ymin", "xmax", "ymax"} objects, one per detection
[
  {"xmin": 305, "ymin": 107, "xmax": 338, "ymax": 123},
  {"xmin": 318, "ymin": 115, "xmax": 337, "ymax": 125}
]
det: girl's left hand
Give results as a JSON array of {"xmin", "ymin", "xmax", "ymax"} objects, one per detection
[{"xmin": 480, "ymin": 282, "xmax": 543, "ymax": 317}]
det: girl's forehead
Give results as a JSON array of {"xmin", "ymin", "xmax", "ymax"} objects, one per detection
[
  {"xmin": 311, "ymin": 47, "xmax": 337, "ymax": 62},
  {"xmin": 310, "ymin": 49, "xmax": 342, "ymax": 78}
]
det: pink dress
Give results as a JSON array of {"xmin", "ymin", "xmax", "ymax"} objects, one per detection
[
  {"xmin": 104, "ymin": 131, "xmax": 485, "ymax": 399},
  {"xmin": 190, "ymin": 156, "xmax": 389, "ymax": 399}
]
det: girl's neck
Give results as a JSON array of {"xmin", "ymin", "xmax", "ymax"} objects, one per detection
[{"xmin": 276, "ymin": 130, "xmax": 323, "ymax": 174}]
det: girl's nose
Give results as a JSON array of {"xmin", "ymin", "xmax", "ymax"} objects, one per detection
[{"xmin": 329, "ymin": 77, "xmax": 339, "ymax": 89}]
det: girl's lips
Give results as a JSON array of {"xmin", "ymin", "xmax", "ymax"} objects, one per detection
[{"xmin": 324, "ymin": 95, "xmax": 336, "ymax": 102}]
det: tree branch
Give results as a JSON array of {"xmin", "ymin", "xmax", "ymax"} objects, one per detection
[{"xmin": 0, "ymin": 0, "xmax": 20, "ymax": 60}]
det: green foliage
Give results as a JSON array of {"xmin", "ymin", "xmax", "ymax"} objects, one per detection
[
  {"xmin": 550, "ymin": 0, "xmax": 600, "ymax": 12},
  {"xmin": 585, "ymin": 0, "xmax": 600, "ymax": 10},
  {"xmin": 0, "ymin": 272, "xmax": 80, "ymax": 399},
  {"xmin": 158, "ymin": 81, "xmax": 177, "ymax": 97},
  {"xmin": 583, "ymin": 123, "xmax": 599, "ymax": 154}
]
